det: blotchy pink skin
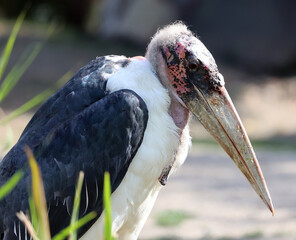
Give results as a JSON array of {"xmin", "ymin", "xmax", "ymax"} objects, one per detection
[
  {"xmin": 167, "ymin": 64, "xmax": 190, "ymax": 94},
  {"xmin": 169, "ymin": 96, "xmax": 190, "ymax": 130},
  {"xmin": 131, "ymin": 54, "xmax": 190, "ymax": 130},
  {"xmin": 161, "ymin": 45, "xmax": 191, "ymax": 128},
  {"xmin": 164, "ymin": 44, "xmax": 191, "ymax": 95},
  {"xmin": 175, "ymin": 42, "xmax": 186, "ymax": 59}
]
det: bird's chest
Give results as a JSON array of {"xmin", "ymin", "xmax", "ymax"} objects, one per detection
[
  {"xmin": 107, "ymin": 94, "xmax": 191, "ymax": 239},
  {"xmin": 81, "ymin": 58, "xmax": 191, "ymax": 239},
  {"xmin": 109, "ymin": 109, "xmax": 190, "ymax": 239},
  {"xmin": 81, "ymin": 110, "xmax": 188, "ymax": 240}
]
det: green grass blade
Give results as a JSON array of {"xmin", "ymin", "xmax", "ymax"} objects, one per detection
[
  {"xmin": 0, "ymin": 18, "xmax": 56, "ymax": 104},
  {"xmin": 25, "ymin": 146, "xmax": 51, "ymax": 240},
  {"xmin": 29, "ymin": 195, "xmax": 38, "ymax": 232},
  {"xmin": 0, "ymin": 43, "xmax": 42, "ymax": 103},
  {"xmin": 0, "ymin": 169, "xmax": 23, "ymax": 201},
  {"xmin": 52, "ymin": 211, "xmax": 97, "ymax": 240},
  {"xmin": 0, "ymin": 10, "xmax": 26, "ymax": 81},
  {"xmin": 69, "ymin": 171, "xmax": 84, "ymax": 240},
  {"xmin": 0, "ymin": 89, "xmax": 52, "ymax": 125},
  {"xmin": 0, "ymin": 71, "xmax": 72, "ymax": 125},
  {"xmin": 104, "ymin": 172, "xmax": 113, "ymax": 240}
]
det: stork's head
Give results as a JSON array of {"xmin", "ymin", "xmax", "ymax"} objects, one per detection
[{"xmin": 146, "ymin": 22, "xmax": 274, "ymax": 214}]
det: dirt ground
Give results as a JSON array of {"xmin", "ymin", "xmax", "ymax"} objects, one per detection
[{"xmin": 140, "ymin": 147, "xmax": 296, "ymax": 240}]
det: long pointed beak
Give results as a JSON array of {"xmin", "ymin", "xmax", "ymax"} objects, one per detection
[{"xmin": 184, "ymin": 85, "xmax": 274, "ymax": 215}]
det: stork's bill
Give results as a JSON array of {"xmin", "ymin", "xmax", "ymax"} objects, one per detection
[
  {"xmin": 187, "ymin": 86, "xmax": 274, "ymax": 214},
  {"xmin": 146, "ymin": 23, "xmax": 274, "ymax": 214}
]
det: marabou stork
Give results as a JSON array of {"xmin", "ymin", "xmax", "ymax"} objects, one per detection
[{"xmin": 0, "ymin": 22, "xmax": 273, "ymax": 240}]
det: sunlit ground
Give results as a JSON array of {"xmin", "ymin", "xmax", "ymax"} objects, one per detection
[{"xmin": 140, "ymin": 146, "xmax": 296, "ymax": 240}]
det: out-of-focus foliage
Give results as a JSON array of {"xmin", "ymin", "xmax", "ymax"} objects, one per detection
[
  {"xmin": 0, "ymin": 0, "xmax": 92, "ymax": 27},
  {"xmin": 0, "ymin": 10, "xmax": 71, "ymax": 152},
  {"xmin": 0, "ymin": 169, "xmax": 23, "ymax": 201}
]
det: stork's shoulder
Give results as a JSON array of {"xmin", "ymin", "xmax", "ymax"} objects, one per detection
[
  {"xmin": 79, "ymin": 55, "xmax": 131, "ymax": 88},
  {"xmin": 21, "ymin": 55, "xmax": 131, "ymax": 138}
]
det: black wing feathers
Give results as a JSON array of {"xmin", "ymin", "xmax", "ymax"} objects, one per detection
[{"xmin": 0, "ymin": 56, "xmax": 148, "ymax": 239}]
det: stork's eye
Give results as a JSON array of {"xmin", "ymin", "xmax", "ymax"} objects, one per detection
[
  {"xmin": 167, "ymin": 53, "xmax": 174, "ymax": 63},
  {"xmin": 187, "ymin": 56, "xmax": 199, "ymax": 72}
]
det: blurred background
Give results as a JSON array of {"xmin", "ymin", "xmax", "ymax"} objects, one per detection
[{"xmin": 0, "ymin": 0, "xmax": 295, "ymax": 239}]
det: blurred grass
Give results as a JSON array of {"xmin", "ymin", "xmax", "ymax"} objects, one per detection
[
  {"xmin": 242, "ymin": 230, "xmax": 264, "ymax": 239},
  {"xmin": 0, "ymin": 42, "xmax": 42, "ymax": 103},
  {"xmin": 52, "ymin": 171, "xmax": 97, "ymax": 240},
  {"xmin": 69, "ymin": 171, "xmax": 85, "ymax": 240},
  {"xmin": 0, "ymin": 11, "xmax": 114, "ymax": 240},
  {"xmin": 0, "ymin": 10, "xmax": 26, "ymax": 80},
  {"xmin": 0, "ymin": 70, "xmax": 72, "ymax": 125},
  {"xmin": 25, "ymin": 146, "xmax": 51, "ymax": 240},
  {"xmin": 155, "ymin": 210, "xmax": 193, "ymax": 227},
  {"xmin": 19, "ymin": 147, "xmax": 98, "ymax": 240},
  {"xmin": 104, "ymin": 172, "xmax": 114, "ymax": 240},
  {"xmin": 0, "ymin": 11, "xmax": 70, "ymax": 152},
  {"xmin": 0, "ymin": 169, "xmax": 23, "ymax": 201},
  {"xmin": 52, "ymin": 212, "xmax": 97, "ymax": 240},
  {"xmin": 0, "ymin": 10, "xmax": 56, "ymax": 104}
]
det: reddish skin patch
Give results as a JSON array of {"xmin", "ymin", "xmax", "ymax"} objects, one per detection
[
  {"xmin": 131, "ymin": 56, "xmax": 146, "ymax": 61},
  {"xmin": 165, "ymin": 43, "xmax": 190, "ymax": 95},
  {"xmin": 167, "ymin": 65, "xmax": 189, "ymax": 94},
  {"xmin": 175, "ymin": 42, "xmax": 186, "ymax": 59}
]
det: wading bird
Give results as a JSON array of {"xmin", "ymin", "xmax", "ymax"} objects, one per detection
[{"xmin": 0, "ymin": 22, "xmax": 274, "ymax": 240}]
